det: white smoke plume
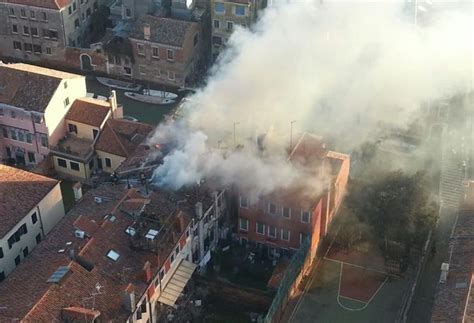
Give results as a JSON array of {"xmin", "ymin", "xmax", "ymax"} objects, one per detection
[{"xmin": 150, "ymin": 0, "xmax": 473, "ymax": 196}]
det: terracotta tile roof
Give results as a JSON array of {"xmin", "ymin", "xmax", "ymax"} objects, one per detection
[
  {"xmin": 0, "ymin": 184, "xmax": 191, "ymax": 321},
  {"xmin": 95, "ymin": 119, "xmax": 154, "ymax": 158},
  {"xmin": 0, "ymin": 165, "xmax": 59, "ymax": 238},
  {"xmin": 431, "ymin": 203, "xmax": 474, "ymax": 322},
  {"xmin": 130, "ymin": 15, "xmax": 198, "ymax": 47},
  {"xmin": 1, "ymin": 0, "xmax": 71, "ymax": 10},
  {"xmin": 66, "ymin": 97, "xmax": 111, "ymax": 127},
  {"xmin": 0, "ymin": 63, "xmax": 81, "ymax": 112}
]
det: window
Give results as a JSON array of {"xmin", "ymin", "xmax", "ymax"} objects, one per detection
[
  {"xmin": 281, "ymin": 229, "xmax": 290, "ymax": 241},
  {"xmin": 141, "ymin": 302, "xmax": 147, "ymax": 313},
  {"xmin": 139, "ymin": 65, "xmax": 146, "ymax": 75},
  {"xmin": 31, "ymin": 27, "xmax": 38, "ymax": 37},
  {"xmin": 13, "ymin": 41, "xmax": 21, "ymax": 50},
  {"xmin": 213, "ymin": 19, "xmax": 220, "ymax": 29},
  {"xmin": 31, "ymin": 212, "xmax": 38, "ymax": 224},
  {"xmin": 57, "ymin": 158, "xmax": 67, "ymax": 168},
  {"xmin": 301, "ymin": 211, "xmax": 310, "ymax": 223},
  {"xmin": 26, "ymin": 133, "xmax": 32, "ymax": 143},
  {"xmin": 12, "ymin": 24, "xmax": 18, "ymax": 33},
  {"xmin": 0, "ymin": 247, "xmax": 3, "ymax": 259},
  {"xmin": 70, "ymin": 161, "xmax": 80, "ymax": 171},
  {"xmin": 137, "ymin": 43, "xmax": 145, "ymax": 56},
  {"xmin": 28, "ymin": 152, "xmax": 35, "ymax": 163},
  {"xmin": 168, "ymin": 71, "xmax": 175, "ymax": 81},
  {"xmin": 193, "ymin": 34, "xmax": 199, "ymax": 46},
  {"xmin": 73, "ymin": 1, "xmax": 77, "ymax": 11},
  {"xmin": 30, "ymin": 10, "xmax": 35, "ymax": 19},
  {"xmin": 81, "ymin": 13, "xmax": 85, "ymax": 21},
  {"xmin": 74, "ymin": 18, "xmax": 79, "ymax": 28},
  {"xmin": 239, "ymin": 218, "xmax": 248, "ymax": 231},
  {"xmin": 68, "ymin": 6, "xmax": 72, "ymax": 15},
  {"xmin": 167, "ymin": 49, "xmax": 174, "ymax": 61},
  {"xmin": 18, "ymin": 131, "xmax": 24, "ymax": 142},
  {"xmin": 175, "ymin": 245, "xmax": 180, "ymax": 255},
  {"xmin": 6, "ymin": 147, "xmax": 11, "ymax": 157},
  {"xmin": 64, "ymin": 97, "xmax": 70, "ymax": 107},
  {"xmin": 170, "ymin": 253, "xmax": 175, "ymax": 263},
  {"xmin": 0, "ymin": 272, "xmax": 4, "ymax": 282},
  {"xmin": 49, "ymin": 29, "xmax": 58, "ymax": 39},
  {"xmin": 235, "ymin": 5, "xmax": 245, "ymax": 16},
  {"xmin": 86, "ymin": 7, "xmax": 91, "ymax": 16},
  {"xmin": 15, "ymin": 255, "xmax": 20, "ymax": 266},
  {"xmin": 40, "ymin": 135, "xmax": 48, "ymax": 147},
  {"xmin": 282, "ymin": 207, "xmax": 291, "ymax": 219},
  {"xmin": 23, "ymin": 247, "xmax": 28, "ymax": 257},
  {"xmin": 215, "ymin": 2, "xmax": 225, "ymax": 13},
  {"xmin": 20, "ymin": 8, "xmax": 26, "ymax": 18},
  {"xmin": 300, "ymin": 233, "xmax": 308, "ymax": 245},
  {"xmin": 256, "ymin": 221, "xmax": 265, "ymax": 235},
  {"xmin": 64, "ymin": 81, "xmax": 68, "ymax": 89},
  {"xmin": 68, "ymin": 123, "xmax": 77, "ymax": 133},
  {"xmin": 36, "ymin": 233, "xmax": 42, "ymax": 244},
  {"xmin": 24, "ymin": 43, "xmax": 32, "ymax": 52},
  {"xmin": 240, "ymin": 196, "xmax": 248, "ymax": 208},
  {"xmin": 268, "ymin": 225, "xmax": 276, "ymax": 238},
  {"xmin": 33, "ymin": 44, "xmax": 41, "ymax": 53},
  {"xmin": 152, "ymin": 47, "xmax": 159, "ymax": 58},
  {"xmin": 46, "ymin": 47, "xmax": 52, "ymax": 55},
  {"xmin": 88, "ymin": 159, "xmax": 94, "ymax": 170},
  {"xmin": 212, "ymin": 36, "xmax": 222, "ymax": 46},
  {"xmin": 23, "ymin": 26, "xmax": 29, "ymax": 35},
  {"xmin": 268, "ymin": 203, "xmax": 277, "ymax": 215},
  {"xmin": 227, "ymin": 21, "xmax": 233, "ymax": 31},
  {"xmin": 105, "ymin": 158, "xmax": 112, "ymax": 168},
  {"xmin": 92, "ymin": 129, "xmax": 98, "ymax": 139},
  {"xmin": 9, "ymin": 8, "xmax": 15, "ymax": 16},
  {"xmin": 125, "ymin": 8, "xmax": 131, "ymax": 17},
  {"xmin": 10, "ymin": 130, "xmax": 17, "ymax": 140},
  {"xmin": 42, "ymin": 12, "xmax": 47, "ymax": 21}
]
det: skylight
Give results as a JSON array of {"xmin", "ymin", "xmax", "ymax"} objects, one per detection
[
  {"xmin": 145, "ymin": 229, "xmax": 159, "ymax": 240},
  {"xmin": 125, "ymin": 226, "xmax": 136, "ymax": 236},
  {"xmin": 46, "ymin": 266, "xmax": 70, "ymax": 283},
  {"xmin": 106, "ymin": 249, "xmax": 120, "ymax": 261}
]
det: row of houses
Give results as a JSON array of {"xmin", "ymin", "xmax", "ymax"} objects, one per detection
[{"xmin": 0, "ymin": 0, "xmax": 266, "ymax": 87}]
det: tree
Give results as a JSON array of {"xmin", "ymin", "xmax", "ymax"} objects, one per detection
[{"xmin": 347, "ymin": 171, "xmax": 437, "ymax": 267}]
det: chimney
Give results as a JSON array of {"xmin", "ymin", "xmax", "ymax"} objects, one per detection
[
  {"xmin": 123, "ymin": 284, "xmax": 136, "ymax": 313},
  {"xmin": 109, "ymin": 90, "xmax": 123, "ymax": 119},
  {"xmin": 177, "ymin": 212, "xmax": 186, "ymax": 232},
  {"xmin": 143, "ymin": 261, "xmax": 152, "ymax": 283},
  {"xmin": 73, "ymin": 182, "xmax": 83, "ymax": 202},
  {"xmin": 143, "ymin": 23, "xmax": 151, "ymax": 41},
  {"xmin": 195, "ymin": 202, "xmax": 203, "ymax": 219}
]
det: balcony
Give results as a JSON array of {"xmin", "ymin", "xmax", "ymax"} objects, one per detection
[{"xmin": 50, "ymin": 135, "xmax": 94, "ymax": 162}]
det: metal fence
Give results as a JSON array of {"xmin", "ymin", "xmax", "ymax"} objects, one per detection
[{"xmin": 264, "ymin": 239, "xmax": 311, "ymax": 323}]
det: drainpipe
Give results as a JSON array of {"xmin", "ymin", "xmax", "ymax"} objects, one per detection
[{"xmin": 36, "ymin": 205, "xmax": 46, "ymax": 238}]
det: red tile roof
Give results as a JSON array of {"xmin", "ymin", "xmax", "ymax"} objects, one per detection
[
  {"xmin": 0, "ymin": 63, "xmax": 81, "ymax": 112},
  {"xmin": 0, "ymin": 165, "xmax": 59, "ymax": 238},
  {"xmin": 95, "ymin": 119, "xmax": 154, "ymax": 158},
  {"xmin": 0, "ymin": 184, "xmax": 191, "ymax": 321},
  {"xmin": 1, "ymin": 0, "xmax": 71, "ymax": 10},
  {"xmin": 66, "ymin": 97, "xmax": 111, "ymax": 127},
  {"xmin": 431, "ymin": 201, "xmax": 474, "ymax": 322}
]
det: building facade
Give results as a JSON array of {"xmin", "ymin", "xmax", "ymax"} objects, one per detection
[
  {"xmin": 0, "ymin": 63, "xmax": 86, "ymax": 166},
  {"xmin": 0, "ymin": 165, "xmax": 65, "ymax": 280},
  {"xmin": 0, "ymin": 0, "xmax": 103, "ymax": 63},
  {"xmin": 210, "ymin": 0, "xmax": 265, "ymax": 59}
]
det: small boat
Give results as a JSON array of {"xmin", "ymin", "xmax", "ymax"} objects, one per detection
[
  {"xmin": 124, "ymin": 92, "xmax": 175, "ymax": 105},
  {"xmin": 144, "ymin": 89, "xmax": 178, "ymax": 100},
  {"xmin": 96, "ymin": 77, "xmax": 142, "ymax": 92},
  {"xmin": 122, "ymin": 115, "xmax": 139, "ymax": 122}
]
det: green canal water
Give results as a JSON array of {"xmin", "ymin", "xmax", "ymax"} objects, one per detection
[{"xmin": 85, "ymin": 78, "xmax": 182, "ymax": 126}]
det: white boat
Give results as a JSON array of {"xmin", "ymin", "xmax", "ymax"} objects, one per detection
[
  {"xmin": 124, "ymin": 92, "xmax": 175, "ymax": 105},
  {"xmin": 96, "ymin": 77, "xmax": 142, "ymax": 92},
  {"xmin": 144, "ymin": 89, "xmax": 178, "ymax": 100}
]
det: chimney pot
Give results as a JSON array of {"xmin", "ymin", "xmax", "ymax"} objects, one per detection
[
  {"xmin": 73, "ymin": 182, "xmax": 83, "ymax": 202},
  {"xmin": 143, "ymin": 23, "xmax": 151, "ymax": 41},
  {"xmin": 143, "ymin": 261, "xmax": 152, "ymax": 283}
]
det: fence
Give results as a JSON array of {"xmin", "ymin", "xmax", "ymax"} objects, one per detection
[{"xmin": 264, "ymin": 239, "xmax": 312, "ymax": 323}]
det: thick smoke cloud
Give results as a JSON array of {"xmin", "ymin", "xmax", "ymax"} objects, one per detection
[{"xmin": 150, "ymin": 0, "xmax": 473, "ymax": 196}]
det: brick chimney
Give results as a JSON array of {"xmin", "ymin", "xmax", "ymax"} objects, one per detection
[
  {"xmin": 73, "ymin": 182, "xmax": 83, "ymax": 202},
  {"xmin": 143, "ymin": 23, "xmax": 151, "ymax": 41},
  {"xmin": 143, "ymin": 261, "xmax": 152, "ymax": 283}
]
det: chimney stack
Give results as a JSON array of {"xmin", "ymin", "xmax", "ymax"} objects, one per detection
[
  {"xmin": 73, "ymin": 182, "xmax": 83, "ymax": 202},
  {"xmin": 195, "ymin": 202, "xmax": 203, "ymax": 220},
  {"xmin": 143, "ymin": 23, "xmax": 151, "ymax": 41},
  {"xmin": 123, "ymin": 284, "xmax": 136, "ymax": 313},
  {"xmin": 109, "ymin": 90, "xmax": 123, "ymax": 119},
  {"xmin": 143, "ymin": 261, "xmax": 152, "ymax": 283}
]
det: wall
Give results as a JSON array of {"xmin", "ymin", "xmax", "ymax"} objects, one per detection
[
  {"xmin": 53, "ymin": 154, "xmax": 90, "ymax": 181},
  {"xmin": 44, "ymin": 77, "xmax": 87, "ymax": 147},
  {"xmin": 0, "ymin": 182, "xmax": 65, "ymax": 279},
  {"xmin": 65, "ymin": 120, "xmax": 100, "ymax": 141},
  {"xmin": 95, "ymin": 150, "xmax": 126, "ymax": 173}
]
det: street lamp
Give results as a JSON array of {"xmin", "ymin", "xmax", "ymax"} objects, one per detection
[
  {"xmin": 290, "ymin": 120, "xmax": 297, "ymax": 152},
  {"xmin": 233, "ymin": 122, "xmax": 240, "ymax": 147}
]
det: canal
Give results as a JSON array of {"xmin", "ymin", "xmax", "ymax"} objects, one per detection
[{"xmin": 85, "ymin": 77, "xmax": 183, "ymax": 126}]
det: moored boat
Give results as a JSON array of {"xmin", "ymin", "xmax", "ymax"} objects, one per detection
[
  {"xmin": 144, "ymin": 89, "xmax": 178, "ymax": 100},
  {"xmin": 96, "ymin": 77, "xmax": 142, "ymax": 92},
  {"xmin": 124, "ymin": 92, "xmax": 175, "ymax": 105}
]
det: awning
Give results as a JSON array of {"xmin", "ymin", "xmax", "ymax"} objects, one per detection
[{"xmin": 158, "ymin": 260, "xmax": 197, "ymax": 307}]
